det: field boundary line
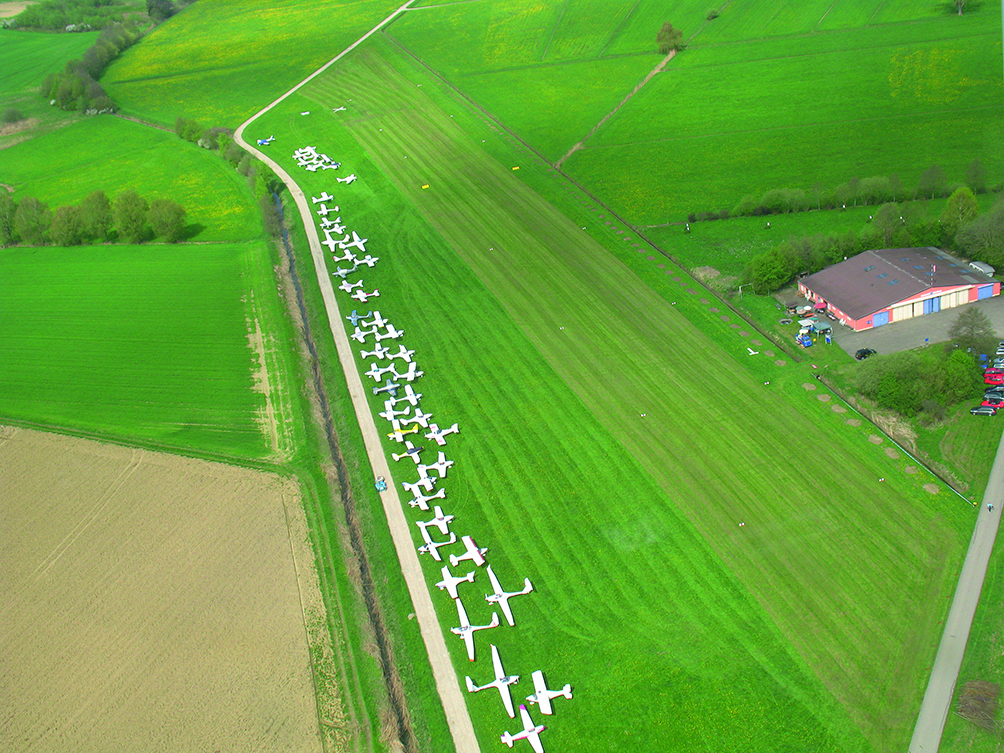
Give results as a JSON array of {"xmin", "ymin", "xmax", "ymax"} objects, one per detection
[
  {"xmin": 540, "ymin": 0, "xmax": 568, "ymax": 62},
  {"xmin": 235, "ymin": 6, "xmax": 482, "ymax": 752},
  {"xmin": 909, "ymin": 431, "xmax": 1004, "ymax": 752},
  {"xmin": 597, "ymin": 0, "xmax": 640, "ymax": 58}
]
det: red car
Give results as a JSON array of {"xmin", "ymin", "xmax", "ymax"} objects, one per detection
[
  {"xmin": 983, "ymin": 397, "xmax": 1004, "ymax": 408},
  {"xmin": 986, "ymin": 369, "xmax": 1004, "ymax": 385}
]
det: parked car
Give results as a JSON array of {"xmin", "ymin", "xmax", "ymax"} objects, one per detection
[
  {"xmin": 987, "ymin": 384, "xmax": 1004, "ymax": 395},
  {"xmin": 983, "ymin": 397, "xmax": 1004, "ymax": 408},
  {"xmin": 987, "ymin": 374, "xmax": 1004, "ymax": 385},
  {"xmin": 986, "ymin": 391, "xmax": 1004, "ymax": 401},
  {"xmin": 854, "ymin": 348, "xmax": 877, "ymax": 360},
  {"xmin": 972, "ymin": 405, "xmax": 999, "ymax": 416}
]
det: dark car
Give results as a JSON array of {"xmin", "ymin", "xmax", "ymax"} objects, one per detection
[
  {"xmin": 972, "ymin": 405, "xmax": 998, "ymax": 416},
  {"xmin": 855, "ymin": 348, "xmax": 877, "ymax": 360},
  {"xmin": 987, "ymin": 384, "xmax": 1004, "ymax": 395}
]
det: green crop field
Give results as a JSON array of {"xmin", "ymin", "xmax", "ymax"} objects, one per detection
[
  {"xmin": 0, "ymin": 28, "xmax": 98, "ymax": 97},
  {"xmin": 102, "ymin": 0, "xmax": 402, "ymax": 127},
  {"xmin": 0, "ymin": 116, "xmax": 261, "ymax": 241},
  {"xmin": 247, "ymin": 40, "xmax": 975, "ymax": 751},
  {"xmin": 0, "ymin": 240, "xmax": 294, "ymax": 460}
]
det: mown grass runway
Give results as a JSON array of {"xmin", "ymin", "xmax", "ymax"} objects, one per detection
[{"xmin": 253, "ymin": 42, "xmax": 972, "ymax": 751}]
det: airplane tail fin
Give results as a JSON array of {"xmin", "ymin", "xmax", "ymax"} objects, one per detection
[
  {"xmin": 523, "ymin": 579, "xmax": 534, "ymax": 594},
  {"xmin": 561, "ymin": 684, "xmax": 573, "ymax": 699},
  {"xmin": 500, "ymin": 733, "xmax": 515, "ymax": 748},
  {"xmin": 448, "ymin": 555, "xmax": 459, "ymax": 568}
]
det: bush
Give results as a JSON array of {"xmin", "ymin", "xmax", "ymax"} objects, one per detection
[
  {"xmin": 706, "ymin": 9, "xmax": 719, "ymax": 20},
  {"xmin": 2, "ymin": 107, "xmax": 24, "ymax": 124}
]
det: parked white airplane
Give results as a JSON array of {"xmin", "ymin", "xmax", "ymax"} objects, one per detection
[
  {"xmin": 352, "ymin": 288, "xmax": 379, "ymax": 302},
  {"xmin": 416, "ymin": 505, "xmax": 454, "ymax": 537},
  {"xmin": 501, "ymin": 705, "xmax": 546, "ymax": 753},
  {"xmin": 330, "ymin": 245, "xmax": 356, "ymax": 263},
  {"xmin": 304, "ymin": 162, "xmax": 322, "ymax": 172},
  {"xmin": 333, "ymin": 105, "xmax": 347, "ymax": 112},
  {"xmin": 362, "ymin": 344, "xmax": 391, "ymax": 361},
  {"xmin": 333, "ymin": 264, "xmax": 358, "ymax": 279},
  {"xmin": 337, "ymin": 173, "xmax": 358, "ymax": 184},
  {"xmin": 364, "ymin": 363, "xmax": 395, "ymax": 382},
  {"xmin": 380, "ymin": 406, "xmax": 410, "ymax": 424},
  {"xmin": 374, "ymin": 324, "xmax": 404, "ymax": 342},
  {"xmin": 321, "ymin": 236, "xmax": 340, "ymax": 254},
  {"xmin": 391, "ymin": 441, "xmax": 423, "ymax": 464},
  {"xmin": 417, "ymin": 531, "xmax": 455, "ymax": 562},
  {"xmin": 386, "ymin": 420, "xmax": 420, "ymax": 443},
  {"xmin": 417, "ymin": 451, "xmax": 453, "ymax": 479},
  {"xmin": 372, "ymin": 379, "xmax": 400, "ymax": 397},
  {"xmin": 408, "ymin": 487, "xmax": 446, "ymax": 511},
  {"xmin": 466, "ymin": 644, "xmax": 519, "ymax": 718},
  {"xmin": 450, "ymin": 535, "xmax": 487, "ymax": 568},
  {"xmin": 525, "ymin": 670, "xmax": 572, "ymax": 715},
  {"xmin": 388, "ymin": 345, "xmax": 415, "ymax": 363},
  {"xmin": 485, "ymin": 564, "xmax": 533, "ymax": 628},
  {"xmin": 356, "ymin": 254, "xmax": 379, "ymax": 267},
  {"xmin": 311, "ymin": 192, "xmax": 334, "ymax": 204},
  {"xmin": 320, "ymin": 162, "xmax": 341, "ymax": 170},
  {"xmin": 747, "ymin": 347, "xmax": 759, "ymax": 355},
  {"xmin": 451, "ymin": 598, "xmax": 499, "ymax": 662},
  {"xmin": 425, "ymin": 422, "xmax": 459, "ymax": 446},
  {"xmin": 401, "ymin": 475, "xmax": 437, "ymax": 495},
  {"xmin": 316, "ymin": 203, "xmax": 339, "ymax": 216},
  {"xmin": 398, "ymin": 408, "xmax": 432, "ymax": 429},
  {"xmin": 389, "ymin": 385, "xmax": 422, "ymax": 407},
  {"xmin": 361, "ymin": 311, "xmax": 388, "ymax": 328},
  {"xmin": 345, "ymin": 309, "xmax": 370, "ymax": 327},
  {"xmin": 319, "ymin": 216, "xmax": 338, "ymax": 229},
  {"xmin": 350, "ymin": 326, "xmax": 378, "ymax": 344},
  {"xmin": 436, "ymin": 565, "xmax": 475, "ymax": 600},
  {"xmin": 342, "ymin": 231, "xmax": 368, "ymax": 253},
  {"xmin": 338, "ymin": 279, "xmax": 364, "ymax": 293},
  {"xmin": 390, "ymin": 361, "xmax": 423, "ymax": 383},
  {"xmin": 328, "ymin": 221, "xmax": 347, "ymax": 234}
]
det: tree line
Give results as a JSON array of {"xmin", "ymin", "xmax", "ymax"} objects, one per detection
[
  {"xmin": 0, "ymin": 189, "xmax": 186, "ymax": 246},
  {"xmin": 40, "ymin": 22, "xmax": 143, "ymax": 112},
  {"xmin": 5, "ymin": 0, "xmax": 185, "ymax": 30},
  {"xmin": 743, "ymin": 184, "xmax": 1001, "ymax": 293}
]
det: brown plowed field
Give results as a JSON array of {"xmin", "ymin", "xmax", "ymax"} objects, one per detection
[{"xmin": 0, "ymin": 426, "xmax": 333, "ymax": 752}]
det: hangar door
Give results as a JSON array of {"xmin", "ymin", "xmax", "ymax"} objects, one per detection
[
  {"xmin": 979, "ymin": 284, "xmax": 994, "ymax": 300},
  {"xmin": 873, "ymin": 311, "xmax": 890, "ymax": 327},
  {"xmin": 923, "ymin": 297, "xmax": 941, "ymax": 314}
]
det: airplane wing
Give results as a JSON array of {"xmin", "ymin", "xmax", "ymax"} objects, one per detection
[
  {"xmin": 530, "ymin": 671, "xmax": 553, "ymax": 715},
  {"xmin": 490, "ymin": 644, "xmax": 505, "ymax": 681},
  {"xmin": 463, "ymin": 631, "xmax": 476, "ymax": 662},
  {"xmin": 455, "ymin": 596, "xmax": 470, "ymax": 628},
  {"xmin": 436, "ymin": 566, "xmax": 457, "ymax": 599},
  {"xmin": 520, "ymin": 706, "xmax": 544, "ymax": 753},
  {"xmin": 486, "ymin": 564, "xmax": 503, "ymax": 594}
]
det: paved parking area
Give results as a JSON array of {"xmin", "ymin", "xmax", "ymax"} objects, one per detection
[{"xmin": 826, "ymin": 296, "xmax": 1004, "ymax": 358}]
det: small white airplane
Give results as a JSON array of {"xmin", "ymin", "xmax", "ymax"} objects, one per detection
[
  {"xmin": 356, "ymin": 254, "xmax": 379, "ymax": 267},
  {"xmin": 485, "ymin": 564, "xmax": 533, "ymax": 627},
  {"xmin": 350, "ymin": 326, "xmax": 378, "ymax": 343},
  {"xmin": 338, "ymin": 279, "xmax": 364, "ymax": 293},
  {"xmin": 330, "ymin": 245, "xmax": 356, "ymax": 263},
  {"xmin": 436, "ymin": 565, "xmax": 475, "ymax": 600},
  {"xmin": 747, "ymin": 347, "xmax": 759, "ymax": 355},
  {"xmin": 311, "ymin": 192, "xmax": 334, "ymax": 204},
  {"xmin": 364, "ymin": 363, "xmax": 395, "ymax": 382},
  {"xmin": 425, "ymin": 422, "xmax": 459, "ymax": 446},
  {"xmin": 342, "ymin": 231, "xmax": 368, "ymax": 254},
  {"xmin": 407, "ymin": 487, "xmax": 446, "ymax": 511},
  {"xmin": 466, "ymin": 644, "xmax": 519, "ymax": 718},
  {"xmin": 332, "ymin": 264, "xmax": 358, "ymax": 279},
  {"xmin": 418, "ymin": 451, "xmax": 453, "ymax": 479},
  {"xmin": 319, "ymin": 216, "xmax": 338, "ymax": 229},
  {"xmin": 333, "ymin": 105, "xmax": 347, "ymax": 112},
  {"xmin": 316, "ymin": 203, "xmax": 339, "ymax": 217},
  {"xmin": 351, "ymin": 288, "xmax": 379, "ymax": 302},
  {"xmin": 388, "ymin": 385, "xmax": 422, "ymax": 407},
  {"xmin": 450, "ymin": 535, "xmax": 487, "ymax": 568},
  {"xmin": 386, "ymin": 420, "xmax": 420, "ymax": 442},
  {"xmin": 451, "ymin": 598, "xmax": 499, "ymax": 662},
  {"xmin": 501, "ymin": 705, "xmax": 546, "ymax": 753},
  {"xmin": 320, "ymin": 162, "xmax": 341, "ymax": 171},
  {"xmin": 321, "ymin": 237, "xmax": 340, "ymax": 254},
  {"xmin": 372, "ymin": 379, "xmax": 400, "ymax": 397},
  {"xmin": 416, "ymin": 505, "xmax": 454, "ymax": 537},
  {"xmin": 345, "ymin": 309, "xmax": 371, "ymax": 327},
  {"xmin": 256, "ymin": 135, "xmax": 275, "ymax": 146},
  {"xmin": 304, "ymin": 162, "xmax": 323, "ymax": 172},
  {"xmin": 388, "ymin": 345, "xmax": 415, "ymax": 363},
  {"xmin": 390, "ymin": 362, "xmax": 423, "ymax": 383},
  {"xmin": 361, "ymin": 344, "xmax": 391, "ymax": 361},
  {"xmin": 391, "ymin": 441, "xmax": 423, "ymax": 464},
  {"xmin": 401, "ymin": 475, "xmax": 437, "ymax": 495},
  {"xmin": 328, "ymin": 221, "xmax": 347, "ymax": 234},
  {"xmin": 337, "ymin": 173, "xmax": 358, "ymax": 184},
  {"xmin": 525, "ymin": 670, "xmax": 572, "ymax": 715},
  {"xmin": 361, "ymin": 311, "xmax": 388, "ymax": 328},
  {"xmin": 417, "ymin": 531, "xmax": 456, "ymax": 562},
  {"xmin": 374, "ymin": 324, "xmax": 404, "ymax": 342},
  {"xmin": 398, "ymin": 408, "xmax": 432, "ymax": 429},
  {"xmin": 377, "ymin": 407, "xmax": 409, "ymax": 425},
  {"xmin": 293, "ymin": 146, "xmax": 316, "ymax": 158}
]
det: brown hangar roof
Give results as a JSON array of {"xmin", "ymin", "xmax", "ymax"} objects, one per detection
[{"xmin": 800, "ymin": 247, "xmax": 987, "ymax": 320}]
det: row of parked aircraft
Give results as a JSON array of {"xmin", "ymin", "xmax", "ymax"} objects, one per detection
[{"xmin": 304, "ymin": 160, "xmax": 567, "ymax": 751}]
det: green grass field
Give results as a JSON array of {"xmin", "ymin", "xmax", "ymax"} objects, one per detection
[
  {"xmin": 102, "ymin": 0, "xmax": 403, "ymax": 127},
  {"xmin": 0, "ymin": 116, "xmax": 261, "ymax": 241},
  {"xmin": 0, "ymin": 28, "xmax": 98, "ymax": 96},
  {"xmin": 0, "ymin": 240, "xmax": 291, "ymax": 460},
  {"xmin": 248, "ymin": 41, "xmax": 976, "ymax": 751}
]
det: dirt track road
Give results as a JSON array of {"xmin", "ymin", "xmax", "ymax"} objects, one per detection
[
  {"xmin": 235, "ymin": 5, "xmax": 482, "ymax": 752},
  {"xmin": 908, "ymin": 430, "xmax": 1004, "ymax": 752}
]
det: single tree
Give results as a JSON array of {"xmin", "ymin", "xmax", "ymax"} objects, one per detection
[
  {"xmin": 966, "ymin": 159, "xmax": 986, "ymax": 193},
  {"xmin": 0, "ymin": 192, "xmax": 16, "ymax": 246},
  {"xmin": 49, "ymin": 205, "xmax": 86, "ymax": 246},
  {"xmin": 918, "ymin": 164, "xmax": 946, "ymax": 199},
  {"xmin": 948, "ymin": 306, "xmax": 995, "ymax": 353},
  {"xmin": 872, "ymin": 202, "xmax": 902, "ymax": 246},
  {"xmin": 80, "ymin": 190, "xmax": 113, "ymax": 240},
  {"xmin": 940, "ymin": 186, "xmax": 978, "ymax": 238},
  {"xmin": 147, "ymin": 199, "xmax": 186, "ymax": 242},
  {"xmin": 114, "ymin": 191, "xmax": 149, "ymax": 243},
  {"xmin": 956, "ymin": 0, "xmax": 967, "ymax": 14},
  {"xmin": 147, "ymin": 0, "xmax": 176, "ymax": 21},
  {"xmin": 13, "ymin": 196, "xmax": 51, "ymax": 245},
  {"xmin": 657, "ymin": 22, "xmax": 683, "ymax": 54}
]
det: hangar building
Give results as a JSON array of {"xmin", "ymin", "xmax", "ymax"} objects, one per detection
[{"xmin": 797, "ymin": 247, "xmax": 999, "ymax": 332}]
